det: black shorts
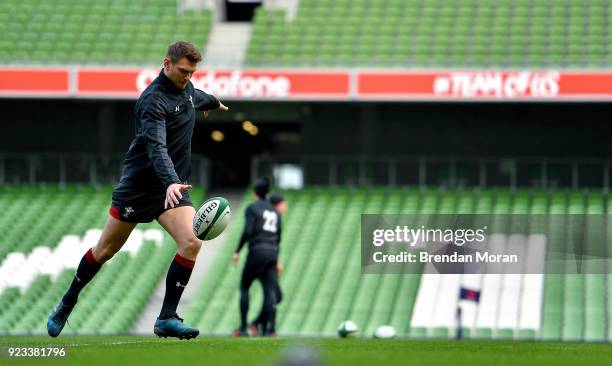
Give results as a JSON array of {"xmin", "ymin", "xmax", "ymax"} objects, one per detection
[
  {"xmin": 241, "ymin": 249, "xmax": 279, "ymax": 290},
  {"xmin": 110, "ymin": 188, "xmax": 193, "ymax": 223}
]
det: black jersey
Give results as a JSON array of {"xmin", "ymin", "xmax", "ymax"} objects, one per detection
[
  {"xmin": 115, "ymin": 70, "xmax": 220, "ymax": 194},
  {"xmin": 236, "ymin": 199, "xmax": 282, "ymax": 253}
]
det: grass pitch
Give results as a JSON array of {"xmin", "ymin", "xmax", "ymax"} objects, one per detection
[{"xmin": 0, "ymin": 336, "xmax": 610, "ymax": 366}]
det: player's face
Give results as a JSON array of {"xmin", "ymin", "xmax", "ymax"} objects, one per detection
[
  {"xmin": 163, "ymin": 57, "xmax": 197, "ymax": 89},
  {"xmin": 275, "ymin": 201, "xmax": 288, "ymax": 216}
]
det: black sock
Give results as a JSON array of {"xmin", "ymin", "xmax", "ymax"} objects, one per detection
[
  {"xmin": 262, "ymin": 263, "xmax": 278, "ymax": 334},
  {"xmin": 239, "ymin": 287, "xmax": 249, "ymax": 330},
  {"xmin": 267, "ymin": 305, "xmax": 277, "ymax": 334},
  {"xmin": 254, "ymin": 309, "xmax": 265, "ymax": 327},
  {"xmin": 62, "ymin": 248, "xmax": 103, "ymax": 308},
  {"xmin": 263, "ymin": 286, "xmax": 277, "ymax": 334},
  {"xmin": 158, "ymin": 253, "xmax": 194, "ymax": 320}
]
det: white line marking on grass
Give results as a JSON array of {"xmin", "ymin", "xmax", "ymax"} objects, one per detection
[{"xmin": 61, "ymin": 340, "xmax": 168, "ymax": 347}]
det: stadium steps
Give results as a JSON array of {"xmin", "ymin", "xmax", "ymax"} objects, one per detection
[
  {"xmin": 0, "ymin": 184, "xmax": 205, "ymax": 335},
  {"xmin": 0, "ymin": 0, "xmax": 213, "ymax": 65},
  {"xmin": 203, "ymin": 22, "xmax": 252, "ymax": 68}
]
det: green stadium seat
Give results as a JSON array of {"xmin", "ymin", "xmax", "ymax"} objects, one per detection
[
  {"xmin": 183, "ymin": 186, "xmax": 612, "ymax": 339},
  {"xmin": 243, "ymin": 0, "xmax": 609, "ymax": 68},
  {"xmin": 0, "ymin": 185, "xmax": 205, "ymax": 335},
  {"xmin": 0, "ymin": 0, "xmax": 213, "ymax": 65}
]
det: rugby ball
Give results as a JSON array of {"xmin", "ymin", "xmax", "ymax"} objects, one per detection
[
  {"xmin": 193, "ymin": 197, "xmax": 231, "ymax": 241},
  {"xmin": 373, "ymin": 325, "xmax": 396, "ymax": 339},
  {"xmin": 337, "ymin": 320, "xmax": 358, "ymax": 338}
]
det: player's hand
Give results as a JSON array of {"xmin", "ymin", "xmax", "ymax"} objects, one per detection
[
  {"xmin": 232, "ymin": 253, "xmax": 239, "ymax": 266},
  {"xmin": 276, "ymin": 262, "xmax": 284, "ymax": 277},
  {"xmin": 203, "ymin": 102, "xmax": 229, "ymax": 118},
  {"xmin": 165, "ymin": 183, "xmax": 192, "ymax": 209}
]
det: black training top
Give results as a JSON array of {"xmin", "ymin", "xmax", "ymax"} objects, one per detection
[
  {"xmin": 116, "ymin": 70, "xmax": 220, "ymax": 193},
  {"xmin": 236, "ymin": 198, "xmax": 282, "ymax": 254}
]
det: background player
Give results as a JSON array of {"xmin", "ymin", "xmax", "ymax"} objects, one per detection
[
  {"xmin": 47, "ymin": 41, "xmax": 228, "ymax": 339},
  {"xmin": 249, "ymin": 193, "xmax": 287, "ymax": 336},
  {"xmin": 232, "ymin": 177, "xmax": 282, "ymax": 336}
]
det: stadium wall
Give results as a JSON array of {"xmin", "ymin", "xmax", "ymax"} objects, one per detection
[{"xmin": 1, "ymin": 98, "xmax": 610, "ymax": 188}]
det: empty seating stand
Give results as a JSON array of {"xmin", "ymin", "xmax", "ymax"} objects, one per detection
[
  {"xmin": 1, "ymin": 183, "xmax": 611, "ymax": 341},
  {"xmin": 0, "ymin": 184, "xmax": 205, "ymax": 335},
  {"xmin": 186, "ymin": 187, "xmax": 423, "ymax": 336},
  {"xmin": 186, "ymin": 186, "xmax": 612, "ymax": 342},
  {"xmin": 246, "ymin": 0, "xmax": 610, "ymax": 68},
  {"xmin": 0, "ymin": 0, "xmax": 212, "ymax": 65}
]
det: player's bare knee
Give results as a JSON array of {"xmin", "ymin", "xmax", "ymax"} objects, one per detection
[
  {"xmin": 182, "ymin": 236, "xmax": 202, "ymax": 254},
  {"xmin": 93, "ymin": 241, "xmax": 120, "ymax": 263}
]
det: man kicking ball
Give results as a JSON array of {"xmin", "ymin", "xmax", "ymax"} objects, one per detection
[{"xmin": 47, "ymin": 41, "xmax": 228, "ymax": 339}]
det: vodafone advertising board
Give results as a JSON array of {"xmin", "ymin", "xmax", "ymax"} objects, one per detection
[
  {"xmin": 77, "ymin": 69, "xmax": 350, "ymax": 99},
  {"xmin": 1, "ymin": 68, "xmax": 611, "ymax": 101}
]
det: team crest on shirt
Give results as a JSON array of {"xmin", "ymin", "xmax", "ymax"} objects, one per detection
[{"xmin": 123, "ymin": 206, "xmax": 134, "ymax": 218}]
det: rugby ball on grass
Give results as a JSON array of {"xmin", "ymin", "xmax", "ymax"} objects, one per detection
[
  {"xmin": 373, "ymin": 325, "xmax": 397, "ymax": 339},
  {"xmin": 193, "ymin": 197, "xmax": 231, "ymax": 240},
  {"xmin": 337, "ymin": 320, "xmax": 358, "ymax": 338}
]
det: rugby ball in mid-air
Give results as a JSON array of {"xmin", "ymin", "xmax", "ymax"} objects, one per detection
[
  {"xmin": 337, "ymin": 320, "xmax": 358, "ymax": 338},
  {"xmin": 193, "ymin": 197, "xmax": 231, "ymax": 241},
  {"xmin": 373, "ymin": 325, "xmax": 397, "ymax": 339}
]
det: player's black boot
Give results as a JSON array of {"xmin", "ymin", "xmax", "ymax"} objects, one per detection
[
  {"xmin": 47, "ymin": 300, "xmax": 74, "ymax": 337},
  {"xmin": 154, "ymin": 314, "xmax": 199, "ymax": 340}
]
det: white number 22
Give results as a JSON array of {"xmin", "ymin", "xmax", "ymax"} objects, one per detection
[{"xmin": 262, "ymin": 210, "xmax": 278, "ymax": 233}]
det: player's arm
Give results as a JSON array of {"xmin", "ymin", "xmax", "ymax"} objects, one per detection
[
  {"xmin": 276, "ymin": 217, "xmax": 283, "ymax": 275},
  {"xmin": 277, "ymin": 216, "xmax": 282, "ymax": 245},
  {"xmin": 193, "ymin": 89, "xmax": 229, "ymax": 117},
  {"xmin": 232, "ymin": 206, "xmax": 256, "ymax": 265},
  {"xmin": 141, "ymin": 93, "xmax": 191, "ymax": 208}
]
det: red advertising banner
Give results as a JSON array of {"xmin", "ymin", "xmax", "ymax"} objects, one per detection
[
  {"xmin": 0, "ymin": 68, "xmax": 69, "ymax": 96},
  {"xmin": 78, "ymin": 69, "xmax": 142, "ymax": 96},
  {"xmin": 1, "ymin": 68, "xmax": 611, "ymax": 101},
  {"xmin": 357, "ymin": 71, "xmax": 612, "ymax": 100},
  {"xmin": 556, "ymin": 73, "xmax": 612, "ymax": 96},
  {"xmin": 77, "ymin": 69, "xmax": 350, "ymax": 99}
]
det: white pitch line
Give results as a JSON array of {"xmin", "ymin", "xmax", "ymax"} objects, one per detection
[{"xmin": 57, "ymin": 339, "xmax": 171, "ymax": 347}]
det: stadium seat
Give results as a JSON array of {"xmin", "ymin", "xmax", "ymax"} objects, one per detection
[
  {"xmin": 0, "ymin": 0, "xmax": 213, "ymax": 66},
  {"xmin": 245, "ymin": 0, "xmax": 609, "ymax": 68},
  {"xmin": 185, "ymin": 185, "xmax": 610, "ymax": 342},
  {"xmin": 2, "ymin": 183, "xmax": 609, "ymax": 341},
  {"xmin": 0, "ymin": 184, "xmax": 205, "ymax": 335}
]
